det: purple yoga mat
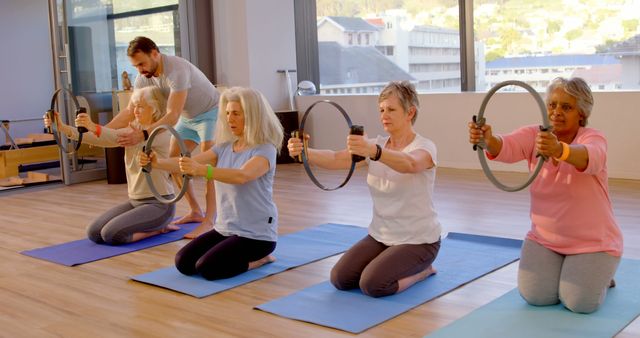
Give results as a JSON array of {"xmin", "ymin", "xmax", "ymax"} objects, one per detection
[{"xmin": 21, "ymin": 222, "xmax": 199, "ymax": 266}]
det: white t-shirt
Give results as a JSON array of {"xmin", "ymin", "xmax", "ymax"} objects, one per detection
[{"xmin": 367, "ymin": 134, "xmax": 442, "ymax": 245}]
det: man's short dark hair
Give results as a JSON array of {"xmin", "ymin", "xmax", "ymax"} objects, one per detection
[{"xmin": 127, "ymin": 36, "xmax": 159, "ymax": 57}]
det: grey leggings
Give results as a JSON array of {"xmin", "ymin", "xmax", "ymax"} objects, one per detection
[
  {"xmin": 87, "ymin": 196, "xmax": 176, "ymax": 245},
  {"xmin": 330, "ymin": 235, "xmax": 440, "ymax": 297},
  {"xmin": 518, "ymin": 238, "xmax": 620, "ymax": 313}
]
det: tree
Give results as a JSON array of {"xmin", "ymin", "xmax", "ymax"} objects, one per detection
[
  {"xmin": 564, "ymin": 28, "xmax": 582, "ymax": 48},
  {"xmin": 595, "ymin": 39, "xmax": 618, "ymax": 53},
  {"xmin": 486, "ymin": 49, "xmax": 506, "ymax": 62},
  {"xmin": 622, "ymin": 19, "xmax": 639, "ymax": 37},
  {"xmin": 546, "ymin": 20, "xmax": 561, "ymax": 36}
]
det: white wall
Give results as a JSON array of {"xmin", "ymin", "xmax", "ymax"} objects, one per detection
[
  {"xmin": 213, "ymin": 0, "xmax": 297, "ymax": 111},
  {"xmin": 296, "ymin": 91, "xmax": 640, "ymax": 180},
  {"xmin": 0, "ymin": 0, "xmax": 54, "ymax": 139}
]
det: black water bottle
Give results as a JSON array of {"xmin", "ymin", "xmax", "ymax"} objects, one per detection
[{"xmin": 350, "ymin": 125, "xmax": 365, "ymax": 162}]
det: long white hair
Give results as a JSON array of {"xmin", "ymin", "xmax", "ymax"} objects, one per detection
[{"xmin": 214, "ymin": 87, "xmax": 284, "ymax": 152}]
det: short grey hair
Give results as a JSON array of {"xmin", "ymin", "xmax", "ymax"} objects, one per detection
[
  {"xmin": 546, "ymin": 77, "xmax": 593, "ymax": 127},
  {"xmin": 130, "ymin": 86, "xmax": 167, "ymax": 122},
  {"xmin": 378, "ymin": 81, "xmax": 420, "ymax": 125}
]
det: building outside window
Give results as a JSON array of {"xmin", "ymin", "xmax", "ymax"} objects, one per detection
[{"xmin": 315, "ymin": 0, "xmax": 640, "ymax": 93}]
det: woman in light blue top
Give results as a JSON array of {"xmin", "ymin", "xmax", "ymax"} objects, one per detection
[{"xmin": 140, "ymin": 87, "xmax": 283, "ymax": 280}]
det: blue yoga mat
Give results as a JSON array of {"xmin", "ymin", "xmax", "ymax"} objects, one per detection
[
  {"xmin": 256, "ymin": 233, "xmax": 522, "ymax": 333},
  {"xmin": 21, "ymin": 222, "xmax": 199, "ymax": 266},
  {"xmin": 131, "ymin": 223, "xmax": 367, "ymax": 298},
  {"xmin": 255, "ymin": 232, "xmax": 523, "ymax": 333},
  {"xmin": 426, "ymin": 258, "xmax": 640, "ymax": 338}
]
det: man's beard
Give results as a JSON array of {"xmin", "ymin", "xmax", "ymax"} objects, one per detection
[{"xmin": 142, "ymin": 62, "xmax": 158, "ymax": 78}]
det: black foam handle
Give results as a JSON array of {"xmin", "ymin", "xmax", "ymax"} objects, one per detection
[
  {"xmin": 46, "ymin": 109, "xmax": 55, "ymax": 134},
  {"xmin": 76, "ymin": 107, "xmax": 88, "ymax": 134},
  {"xmin": 350, "ymin": 125, "xmax": 365, "ymax": 162},
  {"xmin": 291, "ymin": 130, "xmax": 303, "ymax": 163},
  {"xmin": 536, "ymin": 125, "xmax": 550, "ymax": 160}
]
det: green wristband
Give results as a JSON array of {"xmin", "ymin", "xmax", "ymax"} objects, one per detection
[{"xmin": 206, "ymin": 164, "xmax": 213, "ymax": 180}]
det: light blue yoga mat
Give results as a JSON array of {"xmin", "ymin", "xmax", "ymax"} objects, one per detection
[
  {"xmin": 21, "ymin": 222, "xmax": 199, "ymax": 266},
  {"xmin": 131, "ymin": 223, "xmax": 367, "ymax": 298},
  {"xmin": 255, "ymin": 232, "xmax": 523, "ymax": 333},
  {"xmin": 426, "ymin": 258, "xmax": 640, "ymax": 338}
]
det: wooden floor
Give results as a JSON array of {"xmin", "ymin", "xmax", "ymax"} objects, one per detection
[{"xmin": 1, "ymin": 164, "xmax": 639, "ymax": 337}]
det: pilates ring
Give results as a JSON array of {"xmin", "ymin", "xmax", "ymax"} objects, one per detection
[
  {"xmin": 46, "ymin": 88, "xmax": 87, "ymax": 154},
  {"xmin": 473, "ymin": 80, "xmax": 551, "ymax": 192},
  {"xmin": 293, "ymin": 100, "xmax": 364, "ymax": 191},
  {"xmin": 142, "ymin": 125, "xmax": 191, "ymax": 204}
]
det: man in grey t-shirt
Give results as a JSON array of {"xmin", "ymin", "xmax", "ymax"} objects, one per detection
[{"xmin": 107, "ymin": 36, "xmax": 219, "ymax": 239}]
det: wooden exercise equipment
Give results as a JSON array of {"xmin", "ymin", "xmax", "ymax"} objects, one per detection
[{"xmin": 0, "ymin": 143, "xmax": 101, "ymax": 179}]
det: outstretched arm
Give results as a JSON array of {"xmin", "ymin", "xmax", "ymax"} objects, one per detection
[
  {"xmin": 287, "ymin": 134, "xmax": 353, "ymax": 170},
  {"xmin": 375, "ymin": 148, "xmax": 434, "ymax": 173},
  {"xmin": 179, "ymin": 152, "xmax": 270, "ymax": 185},
  {"xmin": 536, "ymin": 130, "xmax": 589, "ymax": 170}
]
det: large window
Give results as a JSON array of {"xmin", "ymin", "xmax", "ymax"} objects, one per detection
[
  {"xmin": 475, "ymin": 0, "xmax": 640, "ymax": 92},
  {"xmin": 313, "ymin": 0, "xmax": 640, "ymax": 93},
  {"xmin": 316, "ymin": 1, "xmax": 460, "ymax": 94},
  {"xmin": 110, "ymin": 2, "xmax": 180, "ymax": 89},
  {"xmin": 66, "ymin": 0, "xmax": 180, "ymax": 93}
]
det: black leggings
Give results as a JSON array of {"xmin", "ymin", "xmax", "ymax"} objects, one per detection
[{"xmin": 175, "ymin": 229, "xmax": 276, "ymax": 280}]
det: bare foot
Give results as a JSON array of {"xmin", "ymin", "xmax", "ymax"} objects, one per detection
[
  {"xmin": 173, "ymin": 211, "xmax": 205, "ymax": 225},
  {"xmin": 162, "ymin": 224, "xmax": 180, "ymax": 233},
  {"xmin": 248, "ymin": 254, "xmax": 276, "ymax": 270},
  {"xmin": 397, "ymin": 265, "xmax": 437, "ymax": 293},
  {"xmin": 183, "ymin": 219, "xmax": 213, "ymax": 239},
  {"xmin": 131, "ymin": 224, "xmax": 180, "ymax": 242},
  {"xmin": 423, "ymin": 265, "xmax": 437, "ymax": 278}
]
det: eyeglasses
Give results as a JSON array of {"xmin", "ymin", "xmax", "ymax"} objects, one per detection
[{"xmin": 547, "ymin": 102, "xmax": 574, "ymax": 114}]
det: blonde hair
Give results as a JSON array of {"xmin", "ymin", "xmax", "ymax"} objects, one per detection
[
  {"xmin": 546, "ymin": 77, "xmax": 593, "ymax": 127},
  {"xmin": 214, "ymin": 87, "xmax": 284, "ymax": 153},
  {"xmin": 378, "ymin": 81, "xmax": 420, "ymax": 125},
  {"xmin": 130, "ymin": 86, "xmax": 167, "ymax": 122}
]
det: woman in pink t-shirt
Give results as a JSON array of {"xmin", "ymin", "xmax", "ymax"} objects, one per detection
[{"xmin": 468, "ymin": 77, "xmax": 623, "ymax": 313}]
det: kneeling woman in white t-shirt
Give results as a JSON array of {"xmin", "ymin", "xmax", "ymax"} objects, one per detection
[
  {"xmin": 288, "ymin": 81, "xmax": 441, "ymax": 297},
  {"xmin": 140, "ymin": 87, "xmax": 283, "ymax": 280}
]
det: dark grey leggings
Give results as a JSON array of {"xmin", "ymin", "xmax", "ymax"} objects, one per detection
[
  {"xmin": 175, "ymin": 229, "xmax": 276, "ymax": 280},
  {"xmin": 330, "ymin": 235, "xmax": 440, "ymax": 297},
  {"xmin": 87, "ymin": 196, "xmax": 176, "ymax": 245}
]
